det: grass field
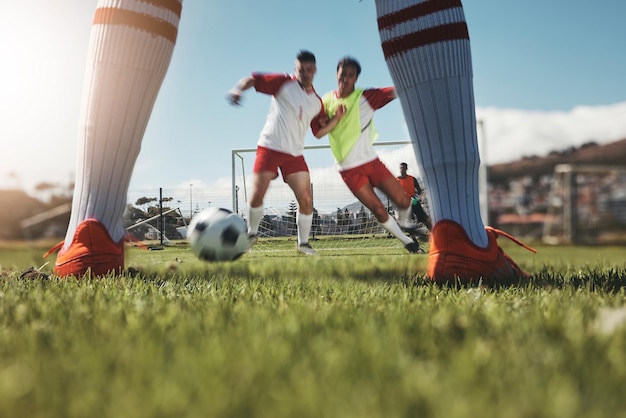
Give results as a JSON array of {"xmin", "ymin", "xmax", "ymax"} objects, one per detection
[{"xmin": 1, "ymin": 239, "xmax": 625, "ymax": 418}]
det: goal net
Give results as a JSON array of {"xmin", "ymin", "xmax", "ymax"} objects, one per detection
[
  {"xmin": 542, "ymin": 164, "xmax": 626, "ymax": 245},
  {"xmin": 231, "ymin": 141, "xmax": 431, "ymax": 255},
  {"xmin": 124, "ymin": 207, "xmax": 188, "ymax": 249}
]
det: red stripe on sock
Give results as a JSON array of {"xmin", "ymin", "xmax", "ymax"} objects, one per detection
[
  {"xmin": 140, "ymin": 0, "xmax": 182, "ymax": 17},
  {"xmin": 94, "ymin": 8, "xmax": 179, "ymax": 44},
  {"xmin": 381, "ymin": 22, "xmax": 469, "ymax": 58},
  {"xmin": 378, "ymin": 0, "xmax": 463, "ymax": 30}
]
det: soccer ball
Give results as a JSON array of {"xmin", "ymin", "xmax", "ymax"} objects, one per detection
[{"xmin": 187, "ymin": 207, "xmax": 248, "ymax": 262}]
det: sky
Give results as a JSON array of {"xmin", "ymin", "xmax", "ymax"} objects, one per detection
[{"xmin": 2, "ymin": 0, "xmax": 626, "ymax": 213}]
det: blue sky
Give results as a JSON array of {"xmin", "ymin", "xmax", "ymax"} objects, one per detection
[{"xmin": 2, "ymin": 0, "xmax": 626, "ymax": 210}]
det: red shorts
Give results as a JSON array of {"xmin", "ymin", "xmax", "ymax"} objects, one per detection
[
  {"xmin": 340, "ymin": 158, "xmax": 394, "ymax": 194},
  {"xmin": 253, "ymin": 146, "xmax": 309, "ymax": 182}
]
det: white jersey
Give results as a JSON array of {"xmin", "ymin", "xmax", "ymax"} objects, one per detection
[{"xmin": 253, "ymin": 73, "xmax": 324, "ymax": 156}]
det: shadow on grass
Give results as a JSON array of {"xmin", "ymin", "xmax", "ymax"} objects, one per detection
[
  {"xmin": 401, "ymin": 267, "xmax": 626, "ymax": 293},
  {"xmin": 6, "ymin": 252, "xmax": 625, "ymax": 295}
]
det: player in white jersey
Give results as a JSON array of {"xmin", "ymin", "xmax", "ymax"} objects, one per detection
[{"xmin": 227, "ymin": 50, "xmax": 326, "ymax": 255}]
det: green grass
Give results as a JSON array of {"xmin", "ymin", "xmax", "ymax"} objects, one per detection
[{"xmin": 1, "ymin": 240, "xmax": 625, "ymax": 418}]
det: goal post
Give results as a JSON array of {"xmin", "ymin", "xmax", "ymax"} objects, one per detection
[{"xmin": 124, "ymin": 207, "xmax": 188, "ymax": 246}]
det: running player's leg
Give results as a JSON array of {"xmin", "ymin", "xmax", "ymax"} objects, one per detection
[
  {"xmin": 247, "ymin": 146, "xmax": 282, "ymax": 246},
  {"xmin": 279, "ymin": 153, "xmax": 315, "ymax": 254},
  {"xmin": 285, "ymin": 171, "xmax": 315, "ymax": 254},
  {"xmin": 376, "ymin": 175, "xmax": 416, "ymax": 230},
  {"xmin": 349, "ymin": 175, "xmax": 416, "ymax": 250},
  {"xmin": 247, "ymin": 170, "xmax": 275, "ymax": 241}
]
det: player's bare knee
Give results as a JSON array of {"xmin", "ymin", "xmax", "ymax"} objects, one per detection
[
  {"xmin": 397, "ymin": 195, "xmax": 411, "ymax": 209},
  {"xmin": 298, "ymin": 200, "xmax": 313, "ymax": 214},
  {"xmin": 249, "ymin": 195, "xmax": 264, "ymax": 208},
  {"xmin": 295, "ymin": 194, "xmax": 312, "ymax": 212}
]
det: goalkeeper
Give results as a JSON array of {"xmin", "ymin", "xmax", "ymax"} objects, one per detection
[{"xmin": 397, "ymin": 162, "xmax": 432, "ymax": 231}]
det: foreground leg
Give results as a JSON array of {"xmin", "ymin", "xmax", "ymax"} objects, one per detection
[
  {"xmin": 50, "ymin": 0, "xmax": 182, "ymax": 277},
  {"xmin": 375, "ymin": 0, "xmax": 534, "ymax": 282},
  {"xmin": 286, "ymin": 171, "xmax": 317, "ymax": 255},
  {"xmin": 246, "ymin": 170, "xmax": 277, "ymax": 250},
  {"xmin": 427, "ymin": 220, "xmax": 536, "ymax": 285}
]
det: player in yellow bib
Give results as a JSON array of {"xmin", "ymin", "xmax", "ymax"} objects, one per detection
[{"xmin": 315, "ymin": 57, "xmax": 421, "ymax": 254}]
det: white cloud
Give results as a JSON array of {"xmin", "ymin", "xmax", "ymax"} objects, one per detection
[{"xmin": 477, "ymin": 101, "xmax": 626, "ymax": 164}]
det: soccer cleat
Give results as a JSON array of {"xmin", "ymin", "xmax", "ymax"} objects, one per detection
[
  {"xmin": 427, "ymin": 220, "xmax": 536, "ymax": 285},
  {"xmin": 44, "ymin": 218, "xmax": 124, "ymax": 278},
  {"xmin": 297, "ymin": 243, "xmax": 318, "ymax": 256}
]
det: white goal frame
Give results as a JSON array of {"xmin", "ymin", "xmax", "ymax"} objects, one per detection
[{"xmin": 230, "ymin": 139, "xmax": 491, "ymax": 253}]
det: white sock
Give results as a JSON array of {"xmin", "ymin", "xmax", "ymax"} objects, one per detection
[
  {"xmin": 296, "ymin": 212, "xmax": 313, "ymax": 245},
  {"xmin": 64, "ymin": 0, "xmax": 182, "ymax": 248},
  {"xmin": 375, "ymin": 0, "xmax": 488, "ymax": 248},
  {"xmin": 247, "ymin": 205, "xmax": 264, "ymax": 235},
  {"xmin": 381, "ymin": 218, "xmax": 414, "ymax": 246}
]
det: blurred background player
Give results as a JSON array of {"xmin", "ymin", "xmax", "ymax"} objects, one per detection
[
  {"xmin": 46, "ymin": 0, "xmax": 183, "ymax": 277},
  {"xmin": 315, "ymin": 57, "xmax": 421, "ymax": 254},
  {"xmin": 227, "ymin": 50, "xmax": 326, "ymax": 256},
  {"xmin": 397, "ymin": 162, "xmax": 432, "ymax": 231},
  {"xmin": 375, "ymin": 0, "xmax": 535, "ymax": 283}
]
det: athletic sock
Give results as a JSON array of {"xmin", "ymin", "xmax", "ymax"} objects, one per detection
[
  {"xmin": 375, "ymin": 0, "xmax": 488, "ymax": 248},
  {"xmin": 247, "ymin": 205, "xmax": 264, "ymax": 235},
  {"xmin": 296, "ymin": 212, "xmax": 313, "ymax": 245},
  {"xmin": 381, "ymin": 218, "xmax": 414, "ymax": 246},
  {"xmin": 63, "ymin": 0, "xmax": 182, "ymax": 248}
]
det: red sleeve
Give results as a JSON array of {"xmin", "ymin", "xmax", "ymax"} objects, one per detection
[
  {"xmin": 362, "ymin": 87, "xmax": 396, "ymax": 110},
  {"xmin": 310, "ymin": 97, "xmax": 326, "ymax": 136},
  {"xmin": 253, "ymin": 73, "xmax": 293, "ymax": 95}
]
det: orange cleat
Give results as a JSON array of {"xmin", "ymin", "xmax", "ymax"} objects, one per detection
[
  {"xmin": 44, "ymin": 218, "xmax": 124, "ymax": 278},
  {"xmin": 427, "ymin": 220, "xmax": 536, "ymax": 285}
]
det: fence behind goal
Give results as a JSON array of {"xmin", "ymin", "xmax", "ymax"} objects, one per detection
[{"xmin": 231, "ymin": 141, "xmax": 430, "ymax": 254}]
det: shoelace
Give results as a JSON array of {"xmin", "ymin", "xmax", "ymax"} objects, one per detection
[
  {"xmin": 43, "ymin": 241, "xmax": 64, "ymax": 259},
  {"xmin": 485, "ymin": 226, "xmax": 537, "ymax": 254}
]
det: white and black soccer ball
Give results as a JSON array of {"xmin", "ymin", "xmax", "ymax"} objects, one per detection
[{"xmin": 187, "ymin": 207, "xmax": 248, "ymax": 262}]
